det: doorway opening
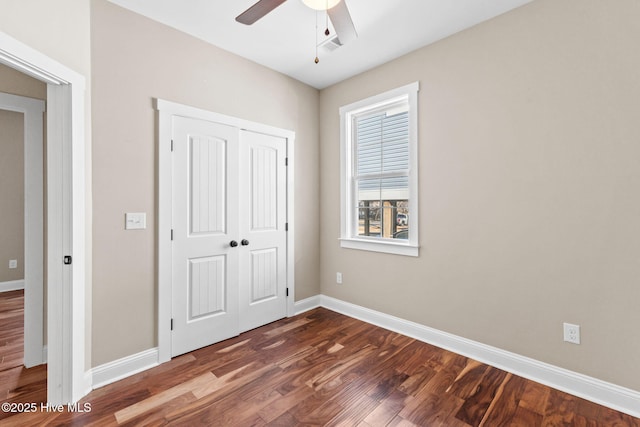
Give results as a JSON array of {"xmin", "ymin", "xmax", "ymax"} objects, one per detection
[
  {"xmin": 0, "ymin": 32, "xmax": 88, "ymax": 404},
  {"xmin": 0, "ymin": 90, "xmax": 45, "ymax": 371}
]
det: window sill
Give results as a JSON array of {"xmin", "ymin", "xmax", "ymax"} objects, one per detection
[{"xmin": 339, "ymin": 238, "xmax": 419, "ymax": 257}]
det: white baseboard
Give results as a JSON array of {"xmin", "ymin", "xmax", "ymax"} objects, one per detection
[
  {"xmin": 293, "ymin": 295, "xmax": 322, "ymax": 315},
  {"xmin": 317, "ymin": 295, "xmax": 640, "ymax": 419},
  {"xmin": 91, "ymin": 348, "xmax": 159, "ymax": 389},
  {"xmin": 86, "ymin": 296, "xmax": 639, "ymax": 419},
  {"xmin": 0, "ymin": 279, "xmax": 24, "ymax": 292},
  {"xmin": 83, "ymin": 370, "xmax": 93, "ymax": 397}
]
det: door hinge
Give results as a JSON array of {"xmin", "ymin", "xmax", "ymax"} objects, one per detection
[
  {"xmin": 285, "ymin": 223, "xmax": 288, "ymax": 232},
  {"xmin": 171, "ymin": 139, "xmax": 174, "ymax": 152},
  {"xmin": 171, "ymin": 318, "xmax": 174, "ymax": 331},
  {"xmin": 171, "ymin": 229, "xmax": 174, "ymax": 240},
  {"xmin": 285, "ymin": 157, "xmax": 288, "ymax": 166},
  {"xmin": 286, "ymin": 288, "xmax": 289, "ymax": 297},
  {"xmin": 63, "ymin": 255, "xmax": 72, "ymax": 265}
]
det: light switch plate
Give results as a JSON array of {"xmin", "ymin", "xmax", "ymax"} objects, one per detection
[{"xmin": 125, "ymin": 212, "xmax": 146, "ymax": 230}]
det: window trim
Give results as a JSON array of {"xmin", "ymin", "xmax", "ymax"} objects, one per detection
[{"xmin": 339, "ymin": 81, "xmax": 419, "ymax": 256}]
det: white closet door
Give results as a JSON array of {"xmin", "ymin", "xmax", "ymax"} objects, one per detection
[
  {"xmin": 238, "ymin": 130, "xmax": 288, "ymax": 332},
  {"xmin": 171, "ymin": 116, "xmax": 240, "ymax": 357},
  {"xmin": 170, "ymin": 117, "xmax": 288, "ymax": 356}
]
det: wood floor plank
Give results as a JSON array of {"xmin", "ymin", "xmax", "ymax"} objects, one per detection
[
  {"xmin": 257, "ymin": 379, "xmax": 316, "ymax": 423},
  {"xmin": 305, "ymin": 345, "xmax": 376, "ymax": 392},
  {"xmin": 399, "ymin": 389, "xmax": 465, "ymax": 426},
  {"xmin": 387, "ymin": 416, "xmax": 421, "ymax": 427},
  {"xmin": 114, "ymin": 371, "xmax": 216, "ymax": 423},
  {"xmin": 366, "ymin": 370, "xmax": 409, "ymax": 402},
  {"xmin": 541, "ymin": 387, "xmax": 578, "ymax": 425},
  {"xmin": 446, "ymin": 359, "xmax": 489, "ymax": 399},
  {"xmin": 394, "ymin": 340, "xmax": 441, "ymax": 375},
  {"xmin": 296, "ymin": 398, "xmax": 344, "ymax": 425},
  {"xmin": 263, "ymin": 318, "xmax": 314, "ymax": 338},
  {"xmin": 1, "ymin": 294, "xmax": 638, "ymax": 426},
  {"xmin": 422, "ymin": 364, "xmax": 468, "ymax": 396},
  {"xmin": 518, "ymin": 379, "xmax": 551, "ymax": 416},
  {"xmin": 163, "ymin": 362, "xmax": 282, "ymax": 424},
  {"xmin": 398, "ymin": 364, "xmax": 438, "ymax": 396},
  {"xmin": 478, "ymin": 373, "xmax": 527, "ymax": 426},
  {"xmin": 266, "ymin": 410, "xmax": 299, "ymax": 426},
  {"xmin": 325, "ymin": 393, "xmax": 380, "ymax": 427},
  {"xmin": 454, "ymin": 365, "xmax": 508, "ymax": 425},
  {"xmin": 172, "ymin": 385, "xmax": 282, "ymax": 426},
  {"xmin": 362, "ymin": 389, "xmax": 409, "ymax": 426},
  {"xmin": 510, "ymin": 405, "xmax": 543, "ymax": 426}
]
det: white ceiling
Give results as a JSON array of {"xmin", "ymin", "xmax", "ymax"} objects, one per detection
[{"xmin": 107, "ymin": 0, "xmax": 533, "ymax": 89}]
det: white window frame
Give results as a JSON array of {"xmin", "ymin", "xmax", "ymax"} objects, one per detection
[{"xmin": 339, "ymin": 81, "xmax": 419, "ymax": 256}]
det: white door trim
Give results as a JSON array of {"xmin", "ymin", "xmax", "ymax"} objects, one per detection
[
  {"xmin": 0, "ymin": 31, "xmax": 88, "ymax": 404},
  {"xmin": 0, "ymin": 92, "xmax": 45, "ymax": 368},
  {"xmin": 155, "ymin": 99, "xmax": 295, "ymax": 364}
]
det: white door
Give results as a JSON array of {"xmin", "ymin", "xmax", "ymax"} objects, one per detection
[
  {"xmin": 171, "ymin": 118, "xmax": 288, "ymax": 357},
  {"xmin": 238, "ymin": 130, "xmax": 288, "ymax": 332},
  {"xmin": 171, "ymin": 116, "xmax": 240, "ymax": 357}
]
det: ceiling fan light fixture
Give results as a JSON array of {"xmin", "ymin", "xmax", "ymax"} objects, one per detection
[{"xmin": 302, "ymin": 0, "xmax": 341, "ymax": 11}]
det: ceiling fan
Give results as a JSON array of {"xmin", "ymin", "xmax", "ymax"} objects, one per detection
[{"xmin": 236, "ymin": 0, "xmax": 358, "ymax": 45}]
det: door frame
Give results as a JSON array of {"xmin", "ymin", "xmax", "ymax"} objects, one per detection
[
  {"xmin": 0, "ymin": 32, "xmax": 88, "ymax": 404},
  {"xmin": 155, "ymin": 99, "xmax": 295, "ymax": 364},
  {"xmin": 0, "ymin": 92, "xmax": 45, "ymax": 368}
]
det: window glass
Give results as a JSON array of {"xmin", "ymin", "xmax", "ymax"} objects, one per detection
[{"xmin": 340, "ymin": 82, "xmax": 419, "ymax": 256}]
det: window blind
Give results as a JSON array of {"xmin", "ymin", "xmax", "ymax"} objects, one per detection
[{"xmin": 355, "ymin": 111, "xmax": 409, "ymax": 198}]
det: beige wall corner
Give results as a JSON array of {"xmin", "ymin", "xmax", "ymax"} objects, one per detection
[
  {"xmin": 90, "ymin": 0, "xmax": 320, "ymax": 366},
  {"xmin": 319, "ymin": 0, "xmax": 640, "ymax": 392}
]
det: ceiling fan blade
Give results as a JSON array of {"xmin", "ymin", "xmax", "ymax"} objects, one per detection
[
  {"xmin": 328, "ymin": 0, "xmax": 358, "ymax": 44},
  {"xmin": 236, "ymin": 0, "xmax": 288, "ymax": 25}
]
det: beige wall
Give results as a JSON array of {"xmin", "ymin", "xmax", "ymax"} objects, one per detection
[
  {"xmin": 6, "ymin": 0, "xmax": 635, "ymax": 397},
  {"xmin": 0, "ymin": 64, "xmax": 47, "ymax": 99},
  {"xmin": 90, "ymin": 0, "xmax": 320, "ymax": 366},
  {"xmin": 0, "ymin": 0, "xmax": 91, "ymax": 77},
  {"xmin": 319, "ymin": 0, "xmax": 640, "ymax": 392},
  {"xmin": 0, "ymin": 109, "xmax": 24, "ymax": 283},
  {"xmin": 0, "ymin": 64, "xmax": 47, "ymax": 284}
]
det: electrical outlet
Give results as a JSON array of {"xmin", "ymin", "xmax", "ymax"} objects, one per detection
[
  {"xmin": 563, "ymin": 323, "xmax": 580, "ymax": 344},
  {"xmin": 336, "ymin": 272, "xmax": 343, "ymax": 284},
  {"xmin": 9, "ymin": 259, "xmax": 18, "ymax": 269}
]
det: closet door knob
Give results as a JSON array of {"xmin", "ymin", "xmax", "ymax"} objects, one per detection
[
  {"xmin": 241, "ymin": 239, "xmax": 250, "ymax": 246},
  {"xmin": 229, "ymin": 240, "xmax": 238, "ymax": 247}
]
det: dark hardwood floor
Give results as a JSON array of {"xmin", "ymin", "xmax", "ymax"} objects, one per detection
[
  {"xmin": 1, "ymin": 290, "xmax": 638, "ymax": 426},
  {"xmin": 0, "ymin": 289, "xmax": 48, "ymax": 427}
]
